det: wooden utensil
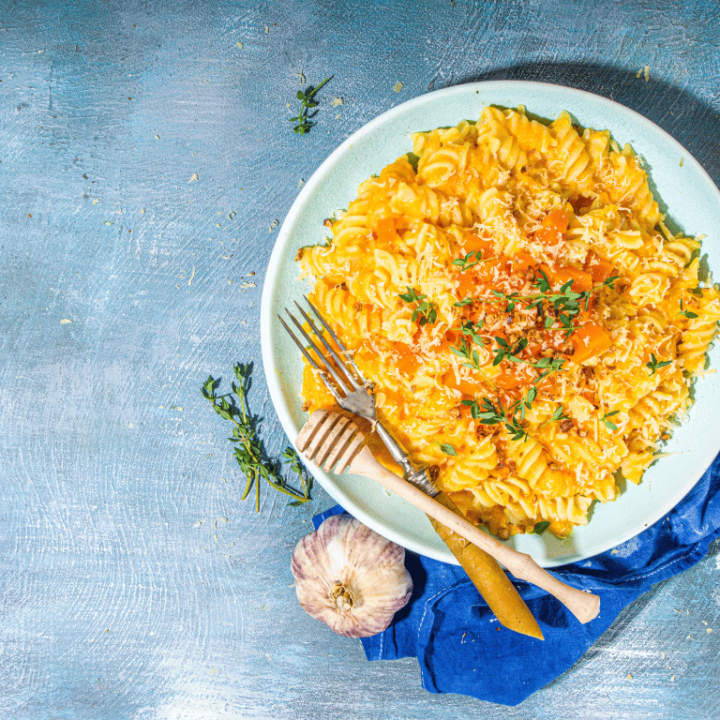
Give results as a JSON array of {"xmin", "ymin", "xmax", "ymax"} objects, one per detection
[
  {"xmin": 427, "ymin": 492, "xmax": 544, "ymax": 639},
  {"xmin": 297, "ymin": 410, "xmax": 600, "ymax": 625}
]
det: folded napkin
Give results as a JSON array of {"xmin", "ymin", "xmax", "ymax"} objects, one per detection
[{"xmin": 312, "ymin": 457, "xmax": 720, "ymax": 706}]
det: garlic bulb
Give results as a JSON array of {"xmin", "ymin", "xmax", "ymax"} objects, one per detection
[{"xmin": 291, "ymin": 515, "xmax": 413, "ymax": 638}]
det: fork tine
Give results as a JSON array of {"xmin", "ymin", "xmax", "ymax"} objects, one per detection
[
  {"xmin": 293, "ymin": 301, "xmax": 360, "ymax": 389},
  {"xmin": 283, "ymin": 309, "xmax": 352, "ymax": 396},
  {"xmin": 277, "ymin": 316, "xmax": 344, "ymax": 403},
  {"xmin": 303, "ymin": 296, "xmax": 366, "ymax": 384}
]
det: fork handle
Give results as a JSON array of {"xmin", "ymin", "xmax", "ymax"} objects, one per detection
[
  {"xmin": 347, "ymin": 446, "xmax": 600, "ymax": 624},
  {"xmin": 372, "ymin": 422, "xmax": 439, "ymax": 497},
  {"xmin": 373, "ymin": 422, "xmax": 416, "ymax": 475}
]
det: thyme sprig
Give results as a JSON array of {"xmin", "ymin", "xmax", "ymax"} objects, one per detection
[
  {"xmin": 679, "ymin": 300, "xmax": 698, "ymax": 319},
  {"xmin": 289, "ymin": 76, "xmax": 332, "ymax": 135},
  {"xmin": 492, "ymin": 336, "xmax": 528, "ymax": 366},
  {"xmin": 538, "ymin": 404, "xmax": 571, "ymax": 429},
  {"xmin": 600, "ymin": 410, "xmax": 620, "ymax": 431},
  {"xmin": 452, "ymin": 250, "xmax": 486, "ymax": 271},
  {"xmin": 646, "ymin": 353, "xmax": 672, "ymax": 375},
  {"xmin": 460, "ymin": 318, "xmax": 484, "ymax": 345},
  {"xmin": 399, "ymin": 286, "xmax": 438, "ymax": 326},
  {"xmin": 451, "ymin": 336, "xmax": 482, "ymax": 371},
  {"xmin": 202, "ymin": 364, "xmax": 312, "ymax": 510},
  {"xmin": 462, "ymin": 396, "xmax": 527, "ymax": 441}
]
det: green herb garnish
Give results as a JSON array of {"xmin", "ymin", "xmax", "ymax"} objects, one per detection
[
  {"xmin": 436, "ymin": 443, "xmax": 457, "ymax": 456},
  {"xmin": 600, "ymin": 410, "xmax": 620, "ymax": 431},
  {"xmin": 466, "ymin": 275, "xmax": 619, "ymax": 338},
  {"xmin": 492, "ymin": 336, "xmax": 528, "ymax": 366},
  {"xmin": 453, "ymin": 297, "xmax": 474, "ymax": 307},
  {"xmin": 538, "ymin": 404, "xmax": 570, "ymax": 429},
  {"xmin": 399, "ymin": 286, "xmax": 438, "ymax": 326},
  {"xmin": 646, "ymin": 354, "xmax": 672, "ymax": 375},
  {"xmin": 462, "ymin": 396, "xmax": 527, "ymax": 442},
  {"xmin": 530, "ymin": 521, "xmax": 551, "ymax": 535},
  {"xmin": 289, "ymin": 76, "xmax": 331, "ymax": 135},
  {"xmin": 202, "ymin": 364, "xmax": 312, "ymax": 510},
  {"xmin": 451, "ymin": 336, "xmax": 482, "ymax": 371},
  {"xmin": 679, "ymin": 300, "xmax": 698, "ymax": 319},
  {"xmin": 460, "ymin": 318, "xmax": 484, "ymax": 346},
  {"xmin": 452, "ymin": 250, "xmax": 485, "ymax": 271}
]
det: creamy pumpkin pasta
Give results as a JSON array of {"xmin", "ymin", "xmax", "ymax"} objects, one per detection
[{"xmin": 295, "ymin": 106, "xmax": 719, "ymax": 539}]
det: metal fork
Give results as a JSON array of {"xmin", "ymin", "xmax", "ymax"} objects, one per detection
[{"xmin": 278, "ymin": 295, "xmax": 437, "ymax": 496}]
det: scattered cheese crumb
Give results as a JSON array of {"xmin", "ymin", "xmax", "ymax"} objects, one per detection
[
  {"xmin": 627, "ymin": 673, "xmax": 633, "ymax": 680},
  {"xmin": 393, "ymin": 82, "xmax": 403, "ymax": 93},
  {"xmin": 155, "ymin": 134, "xmax": 159, "ymax": 139},
  {"xmin": 335, "ymin": 113, "xmax": 341, "ymax": 119},
  {"xmin": 188, "ymin": 266, "xmax": 196, "ymax": 286},
  {"xmin": 680, "ymin": 158, "xmax": 684, "ymax": 167},
  {"xmin": 60, "ymin": 318, "xmax": 72, "ymax": 324},
  {"xmin": 269, "ymin": 219, "xmax": 279, "ymax": 232},
  {"xmin": 236, "ymin": 41, "xmax": 243, "ymax": 49},
  {"xmin": 636, "ymin": 65, "xmax": 650, "ymax": 81},
  {"xmin": 188, "ymin": 173, "xmax": 199, "ymax": 183},
  {"xmin": 670, "ymin": 675, "xmax": 676, "ymax": 682},
  {"xmin": 265, "ymin": 25, "xmax": 269, "ymax": 33},
  {"xmin": 331, "ymin": 97, "xmax": 343, "ymax": 107},
  {"xmin": 93, "ymin": 199, "xmax": 99, "ymax": 204},
  {"xmin": 241, "ymin": 281, "xmax": 257, "ymax": 289},
  {"xmin": 140, "ymin": 208, "xmax": 146, "ymax": 214},
  {"xmin": 298, "ymin": 178, "xmax": 305, "ymax": 188},
  {"xmin": 611, "ymin": 549, "xmax": 619, "ymax": 555},
  {"xmin": 707, "ymin": 628, "xmax": 713, "ymax": 634},
  {"xmin": 294, "ymin": 70, "xmax": 305, "ymax": 84}
]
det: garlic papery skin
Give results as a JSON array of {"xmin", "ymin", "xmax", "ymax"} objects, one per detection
[{"xmin": 291, "ymin": 515, "xmax": 413, "ymax": 638}]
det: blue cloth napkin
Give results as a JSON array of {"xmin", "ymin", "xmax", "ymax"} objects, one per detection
[{"xmin": 312, "ymin": 458, "xmax": 720, "ymax": 706}]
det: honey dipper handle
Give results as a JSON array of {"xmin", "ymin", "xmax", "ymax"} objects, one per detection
[{"xmin": 348, "ymin": 447, "xmax": 600, "ymax": 624}]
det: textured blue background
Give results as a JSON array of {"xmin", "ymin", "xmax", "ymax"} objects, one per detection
[{"xmin": 0, "ymin": 1, "xmax": 718, "ymax": 718}]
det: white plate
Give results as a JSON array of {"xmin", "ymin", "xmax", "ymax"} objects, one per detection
[{"xmin": 261, "ymin": 80, "xmax": 720, "ymax": 568}]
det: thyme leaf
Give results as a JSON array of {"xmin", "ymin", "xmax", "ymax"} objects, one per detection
[
  {"xmin": 538, "ymin": 404, "xmax": 570, "ymax": 429},
  {"xmin": 679, "ymin": 300, "xmax": 698, "ymax": 319},
  {"xmin": 436, "ymin": 442, "xmax": 457, "ymax": 456},
  {"xmin": 530, "ymin": 520, "xmax": 551, "ymax": 535},
  {"xmin": 600, "ymin": 410, "xmax": 620, "ymax": 431},
  {"xmin": 452, "ymin": 250, "xmax": 485, "ymax": 271},
  {"xmin": 646, "ymin": 353, "xmax": 672, "ymax": 375}
]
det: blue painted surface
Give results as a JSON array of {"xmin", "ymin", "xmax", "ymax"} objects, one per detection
[{"xmin": 0, "ymin": 1, "xmax": 718, "ymax": 718}]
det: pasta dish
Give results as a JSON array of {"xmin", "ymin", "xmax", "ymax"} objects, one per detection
[{"xmin": 295, "ymin": 106, "xmax": 719, "ymax": 540}]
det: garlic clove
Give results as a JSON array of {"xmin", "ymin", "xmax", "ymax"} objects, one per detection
[{"xmin": 291, "ymin": 515, "xmax": 413, "ymax": 638}]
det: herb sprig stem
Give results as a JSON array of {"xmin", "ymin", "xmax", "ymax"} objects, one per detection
[
  {"xmin": 202, "ymin": 364, "xmax": 312, "ymax": 509},
  {"xmin": 289, "ymin": 76, "xmax": 332, "ymax": 135}
]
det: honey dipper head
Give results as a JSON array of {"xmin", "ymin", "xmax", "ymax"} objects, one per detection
[{"xmin": 296, "ymin": 410, "xmax": 366, "ymax": 473}]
